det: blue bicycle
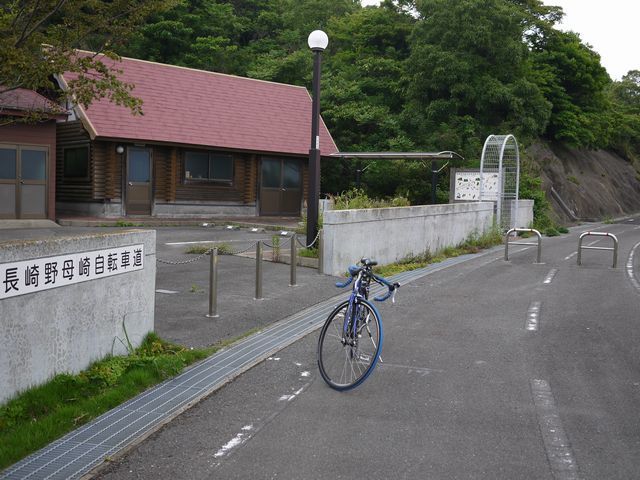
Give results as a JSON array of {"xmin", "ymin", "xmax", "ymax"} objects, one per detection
[{"xmin": 317, "ymin": 258, "xmax": 399, "ymax": 391}]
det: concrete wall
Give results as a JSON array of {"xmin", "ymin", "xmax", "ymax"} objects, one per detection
[
  {"xmin": 0, "ymin": 230, "xmax": 156, "ymax": 404},
  {"xmin": 514, "ymin": 199, "xmax": 534, "ymax": 228},
  {"xmin": 321, "ymin": 202, "xmax": 494, "ymax": 276}
]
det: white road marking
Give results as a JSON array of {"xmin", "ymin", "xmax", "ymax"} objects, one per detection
[
  {"xmin": 526, "ymin": 301, "xmax": 541, "ymax": 331},
  {"xmin": 155, "ymin": 289, "xmax": 178, "ymax": 294},
  {"xmin": 300, "ymin": 371, "xmax": 310, "ymax": 377},
  {"xmin": 377, "ymin": 362, "xmax": 444, "ymax": 376},
  {"xmin": 213, "ymin": 425, "xmax": 254, "ymax": 458},
  {"xmin": 565, "ymin": 239, "xmax": 601, "ymax": 260},
  {"xmin": 530, "ymin": 379, "xmax": 581, "ymax": 480},
  {"xmin": 165, "ymin": 239, "xmax": 261, "ymax": 246},
  {"xmin": 543, "ymin": 269, "xmax": 558, "ymax": 285},
  {"xmin": 627, "ymin": 241, "xmax": 640, "ymax": 292}
]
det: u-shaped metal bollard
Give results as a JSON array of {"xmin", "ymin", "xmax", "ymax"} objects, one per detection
[
  {"xmin": 577, "ymin": 231, "xmax": 618, "ymax": 268},
  {"xmin": 504, "ymin": 228, "xmax": 543, "ymax": 263}
]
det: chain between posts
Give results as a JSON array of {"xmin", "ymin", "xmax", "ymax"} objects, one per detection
[{"xmin": 295, "ymin": 229, "xmax": 321, "ymax": 249}]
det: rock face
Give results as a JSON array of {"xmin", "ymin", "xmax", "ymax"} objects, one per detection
[{"xmin": 527, "ymin": 141, "xmax": 640, "ymax": 223}]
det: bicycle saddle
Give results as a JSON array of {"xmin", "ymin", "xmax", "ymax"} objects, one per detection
[{"xmin": 360, "ymin": 258, "xmax": 378, "ymax": 267}]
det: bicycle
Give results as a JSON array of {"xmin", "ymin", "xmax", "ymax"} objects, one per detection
[{"xmin": 317, "ymin": 258, "xmax": 400, "ymax": 391}]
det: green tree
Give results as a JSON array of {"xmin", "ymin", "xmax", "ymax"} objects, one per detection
[
  {"xmin": 530, "ymin": 29, "xmax": 611, "ymax": 147},
  {"xmin": 403, "ymin": 0, "xmax": 552, "ymax": 160},
  {"xmin": 0, "ymin": 0, "xmax": 176, "ymax": 123}
]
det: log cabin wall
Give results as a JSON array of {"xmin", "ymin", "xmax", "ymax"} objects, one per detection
[
  {"xmin": 173, "ymin": 150, "xmax": 248, "ymax": 204},
  {"xmin": 56, "ymin": 121, "xmax": 92, "ymax": 202}
]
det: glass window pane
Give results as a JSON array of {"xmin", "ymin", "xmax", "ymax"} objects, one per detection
[
  {"xmin": 128, "ymin": 150, "xmax": 150, "ymax": 182},
  {"xmin": 63, "ymin": 147, "xmax": 89, "ymax": 178},
  {"xmin": 0, "ymin": 148, "xmax": 17, "ymax": 179},
  {"xmin": 283, "ymin": 160, "xmax": 301, "ymax": 188},
  {"xmin": 261, "ymin": 158, "xmax": 281, "ymax": 188},
  {"xmin": 211, "ymin": 154, "xmax": 233, "ymax": 181},
  {"xmin": 184, "ymin": 151, "xmax": 209, "ymax": 180},
  {"xmin": 21, "ymin": 150, "xmax": 46, "ymax": 180}
]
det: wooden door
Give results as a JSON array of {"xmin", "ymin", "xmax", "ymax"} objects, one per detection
[
  {"xmin": 125, "ymin": 147, "xmax": 152, "ymax": 215},
  {"xmin": 259, "ymin": 157, "xmax": 302, "ymax": 216}
]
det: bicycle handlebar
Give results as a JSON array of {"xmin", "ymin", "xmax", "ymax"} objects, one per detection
[
  {"xmin": 373, "ymin": 280, "xmax": 400, "ymax": 302},
  {"xmin": 335, "ymin": 262, "xmax": 400, "ymax": 302},
  {"xmin": 335, "ymin": 276, "xmax": 353, "ymax": 288}
]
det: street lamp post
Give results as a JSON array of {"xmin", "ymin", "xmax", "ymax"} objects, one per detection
[{"xmin": 307, "ymin": 30, "xmax": 328, "ymax": 247}]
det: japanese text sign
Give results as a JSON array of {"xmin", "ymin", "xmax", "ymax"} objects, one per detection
[{"xmin": 1, "ymin": 244, "xmax": 144, "ymax": 300}]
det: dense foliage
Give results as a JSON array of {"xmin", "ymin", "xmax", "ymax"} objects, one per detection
[
  {"xmin": 0, "ymin": 0, "xmax": 176, "ymax": 121},
  {"xmin": 114, "ymin": 0, "xmax": 639, "ymax": 203},
  {"xmin": 4, "ymin": 0, "xmax": 639, "ymax": 205}
]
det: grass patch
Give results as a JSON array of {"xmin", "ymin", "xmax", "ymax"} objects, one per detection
[
  {"xmin": 298, "ymin": 247, "xmax": 318, "ymax": 259},
  {"xmin": 184, "ymin": 243, "xmax": 232, "ymax": 255},
  {"xmin": 0, "ymin": 334, "xmax": 212, "ymax": 470},
  {"xmin": 331, "ymin": 188, "xmax": 410, "ymax": 210},
  {"xmin": 373, "ymin": 227, "xmax": 503, "ymax": 277}
]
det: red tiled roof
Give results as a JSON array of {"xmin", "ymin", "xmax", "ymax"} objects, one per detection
[
  {"xmin": 0, "ymin": 87, "xmax": 66, "ymax": 116},
  {"xmin": 60, "ymin": 53, "xmax": 338, "ymax": 156}
]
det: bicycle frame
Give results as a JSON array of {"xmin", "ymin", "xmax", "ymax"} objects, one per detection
[{"xmin": 343, "ymin": 269, "xmax": 371, "ymax": 343}]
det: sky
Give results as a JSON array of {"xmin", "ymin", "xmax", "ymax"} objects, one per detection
[{"xmin": 360, "ymin": 0, "xmax": 638, "ymax": 80}]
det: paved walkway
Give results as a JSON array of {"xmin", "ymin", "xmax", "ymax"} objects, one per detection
[{"xmin": 0, "ymin": 222, "xmax": 499, "ymax": 479}]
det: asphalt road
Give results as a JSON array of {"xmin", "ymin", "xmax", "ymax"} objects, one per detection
[{"xmin": 89, "ymin": 217, "xmax": 640, "ymax": 480}]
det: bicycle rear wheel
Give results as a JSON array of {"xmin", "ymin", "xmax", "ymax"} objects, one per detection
[{"xmin": 317, "ymin": 298, "xmax": 383, "ymax": 391}]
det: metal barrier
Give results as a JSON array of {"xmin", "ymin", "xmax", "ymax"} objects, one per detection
[
  {"xmin": 206, "ymin": 248, "xmax": 219, "ymax": 318},
  {"xmin": 156, "ymin": 228, "xmax": 324, "ymax": 316},
  {"xmin": 577, "ymin": 231, "xmax": 618, "ymax": 268},
  {"xmin": 504, "ymin": 228, "xmax": 542, "ymax": 263},
  {"xmin": 290, "ymin": 234, "xmax": 297, "ymax": 286},
  {"xmin": 255, "ymin": 241, "xmax": 263, "ymax": 300}
]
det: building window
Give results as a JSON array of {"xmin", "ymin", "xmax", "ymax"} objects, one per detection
[
  {"xmin": 184, "ymin": 151, "xmax": 233, "ymax": 183},
  {"xmin": 63, "ymin": 146, "xmax": 89, "ymax": 179}
]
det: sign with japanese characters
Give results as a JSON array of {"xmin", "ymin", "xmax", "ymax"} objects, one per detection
[{"xmin": 1, "ymin": 244, "xmax": 144, "ymax": 300}]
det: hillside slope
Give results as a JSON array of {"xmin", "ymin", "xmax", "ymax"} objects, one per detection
[{"xmin": 527, "ymin": 141, "xmax": 640, "ymax": 223}]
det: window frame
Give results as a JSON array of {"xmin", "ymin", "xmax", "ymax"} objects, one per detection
[
  {"xmin": 62, "ymin": 144, "xmax": 90, "ymax": 181},
  {"xmin": 183, "ymin": 150, "xmax": 234, "ymax": 185}
]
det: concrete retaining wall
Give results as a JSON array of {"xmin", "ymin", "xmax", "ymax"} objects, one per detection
[
  {"xmin": 0, "ymin": 230, "xmax": 156, "ymax": 404},
  {"xmin": 321, "ymin": 202, "xmax": 494, "ymax": 276},
  {"xmin": 514, "ymin": 199, "xmax": 534, "ymax": 228}
]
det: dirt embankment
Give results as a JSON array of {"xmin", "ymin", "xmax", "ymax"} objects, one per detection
[{"xmin": 526, "ymin": 141, "xmax": 640, "ymax": 224}]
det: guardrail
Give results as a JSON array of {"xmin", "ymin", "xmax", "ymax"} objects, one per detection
[
  {"xmin": 577, "ymin": 231, "xmax": 618, "ymax": 268},
  {"xmin": 504, "ymin": 228, "xmax": 543, "ymax": 263}
]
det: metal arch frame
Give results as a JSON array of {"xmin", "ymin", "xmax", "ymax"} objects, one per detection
[{"xmin": 479, "ymin": 134, "xmax": 520, "ymax": 231}]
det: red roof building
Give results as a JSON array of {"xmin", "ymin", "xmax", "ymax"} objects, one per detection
[
  {"xmin": 1, "ymin": 88, "xmax": 67, "ymax": 222},
  {"xmin": 56, "ymin": 53, "xmax": 338, "ymax": 218}
]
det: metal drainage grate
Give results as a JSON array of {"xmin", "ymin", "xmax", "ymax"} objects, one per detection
[{"xmin": 1, "ymin": 249, "xmax": 494, "ymax": 480}]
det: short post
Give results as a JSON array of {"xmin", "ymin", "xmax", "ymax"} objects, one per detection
[
  {"xmin": 255, "ymin": 241, "xmax": 263, "ymax": 300},
  {"xmin": 206, "ymin": 248, "xmax": 219, "ymax": 318},
  {"xmin": 290, "ymin": 234, "xmax": 297, "ymax": 286},
  {"xmin": 318, "ymin": 229, "xmax": 324, "ymax": 275}
]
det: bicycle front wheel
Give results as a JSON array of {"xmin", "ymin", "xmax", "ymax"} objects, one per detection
[{"xmin": 317, "ymin": 298, "xmax": 383, "ymax": 391}]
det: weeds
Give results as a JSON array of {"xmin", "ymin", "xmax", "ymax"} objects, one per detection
[
  {"xmin": 271, "ymin": 235, "xmax": 281, "ymax": 263},
  {"xmin": 184, "ymin": 243, "xmax": 232, "ymax": 255},
  {"xmin": 298, "ymin": 247, "xmax": 318, "ymax": 259},
  {"xmin": 331, "ymin": 188, "xmax": 410, "ymax": 210},
  {"xmin": 0, "ymin": 334, "xmax": 211, "ymax": 470},
  {"xmin": 373, "ymin": 227, "xmax": 503, "ymax": 277}
]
